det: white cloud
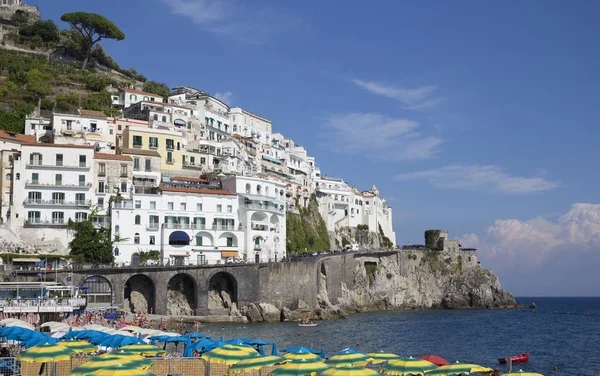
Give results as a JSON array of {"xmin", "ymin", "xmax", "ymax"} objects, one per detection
[
  {"xmin": 160, "ymin": 0, "xmax": 300, "ymax": 44},
  {"xmin": 394, "ymin": 165, "xmax": 559, "ymax": 194},
  {"xmin": 214, "ymin": 91, "xmax": 233, "ymax": 105},
  {"xmin": 351, "ymin": 79, "xmax": 442, "ymax": 110},
  {"xmin": 321, "ymin": 113, "xmax": 443, "ymax": 161}
]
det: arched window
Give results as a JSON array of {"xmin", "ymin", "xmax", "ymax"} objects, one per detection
[
  {"xmin": 153, "ymin": 114, "xmax": 158, "ymax": 121},
  {"xmin": 162, "ymin": 116, "xmax": 167, "ymax": 122},
  {"xmin": 233, "ymin": 125, "xmax": 237, "ymax": 131},
  {"xmin": 265, "ymin": 186, "xmax": 269, "ymax": 196},
  {"xmin": 256, "ymin": 185, "xmax": 261, "ymax": 195},
  {"xmin": 114, "ymin": 225, "xmax": 120, "ymax": 234},
  {"xmin": 245, "ymin": 183, "xmax": 251, "ymax": 194},
  {"xmin": 351, "ymin": 208, "xmax": 354, "ymax": 214},
  {"xmin": 5, "ymin": 174, "xmax": 11, "ymax": 181},
  {"xmin": 134, "ymin": 233, "xmax": 140, "ymax": 244},
  {"xmin": 130, "ymin": 94, "xmax": 137, "ymax": 101},
  {"xmin": 15, "ymin": 173, "xmax": 20, "ymax": 180},
  {"xmin": 355, "ymin": 199, "xmax": 358, "ymax": 205},
  {"xmin": 134, "ymin": 215, "xmax": 141, "ymax": 225},
  {"xmin": 143, "ymin": 96, "xmax": 149, "ymax": 101},
  {"xmin": 114, "ymin": 247, "xmax": 119, "ymax": 256}
]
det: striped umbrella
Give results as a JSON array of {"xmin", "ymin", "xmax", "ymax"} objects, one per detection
[
  {"xmin": 89, "ymin": 364, "xmax": 156, "ymax": 376},
  {"xmin": 425, "ymin": 362, "xmax": 493, "ymax": 375},
  {"xmin": 59, "ymin": 340, "xmax": 97, "ymax": 353},
  {"xmin": 269, "ymin": 358, "xmax": 330, "ymax": 376},
  {"xmin": 381, "ymin": 357, "xmax": 438, "ymax": 376},
  {"xmin": 119, "ymin": 344, "xmax": 167, "ymax": 356},
  {"xmin": 68, "ymin": 354, "xmax": 153, "ymax": 375},
  {"xmin": 229, "ymin": 355, "xmax": 288, "ymax": 373},
  {"xmin": 366, "ymin": 351, "xmax": 400, "ymax": 365},
  {"xmin": 17, "ymin": 343, "xmax": 75, "ymax": 363},
  {"xmin": 326, "ymin": 350, "xmax": 372, "ymax": 368},
  {"xmin": 283, "ymin": 350, "xmax": 321, "ymax": 361},
  {"xmin": 503, "ymin": 371, "xmax": 544, "ymax": 376},
  {"xmin": 320, "ymin": 365, "xmax": 379, "ymax": 376},
  {"xmin": 203, "ymin": 344, "xmax": 259, "ymax": 365}
]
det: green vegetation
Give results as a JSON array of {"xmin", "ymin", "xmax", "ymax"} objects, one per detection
[
  {"xmin": 0, "ymin": 103, "xmax": 35, "ymax": 133},
  {"xmin": 424, "ymin": 229, "xmax": 443, "ymax": 250},
  {"xmin": 378, "ymin": 223, "xmax": 393, "ymax": 248},
  {"xmin": 67, "ymin": 209, "xmax": 113, "ymax": 264},
  {"xmin": 60, "ymin": 12, "xmax": 125, "ymax": 69},
  {"xmin": 341, "ymin": 238, "xmax": 350, "ymax": 247},
  {"xmin": 139, "ymin": 250, "xmax": 160, "ymax": 265},
  {"xmin": 357, "ymin": 224, "xmax": 369, "ymax": 231},
  {"xmin": 286, "ymin": 196, "xmax": 331, "ymax": 254},
  {"xmin": 144, "ymin": 81, "xmax": 171, "ymax": 99},
  {"xmin": 406, "ymin": 252, "xmax": 418, "ymax": 261},
  {"xmin": 364, "ymin": 262, "xmax": 377, "ymax": 287}
]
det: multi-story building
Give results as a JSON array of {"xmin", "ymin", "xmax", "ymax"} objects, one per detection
[
  {"xmin": 221, "ymin": 176, "xmax": 286, "ymax": 263},
  {"xmin": 110, "ymin": 183, "xmax": 242, "ymax": 266},
  {"xmin": 107, "ymin": 117, "xmax": 149, "ymax": 147},
  {"xmin": 93, "ymin": 153, "xmax": 133, "ymax": 228},
  {"xmin": 121, "ymin": 127, "xmax": 186, "ymax": 172},
  {"xmin": 361, "ymin": 185, "xmax": 396, "ymax": 246},
  {"xmin": 0, "ymin": 131, "xmax": 35, "ymax": 222},
  {"xmin": 11, "ymin": 143, "xmax": 95, "ymax": 250},
  {"xmin": 123, "ymin": 101, "xmax": 195, "ymax": 134},
  {"xmin": 51, "ymin": 110, "xmax": 113, "ymax": 148},
  {"xmin": 114, "ymin": 88, "xmax": 164, "ymax": 109},
  {"xmin": 25, "ymin": 111, "xmax": 52, "ymax": 142}
]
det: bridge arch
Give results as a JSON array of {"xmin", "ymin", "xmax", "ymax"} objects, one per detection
[
  {"xmin": 82, "ymin": 275, "xmax": 113, "ymax": 308},
  {"xmin": 208, "ymin": 271, "xmax": 237, "ymax": 310},
  {"xmin": 167, "ymin": 273, "xmax": 197, "ymax": 315},
  {"xmin": 124, "ymin": 274, "xmax": 155, "ymax": 313}
]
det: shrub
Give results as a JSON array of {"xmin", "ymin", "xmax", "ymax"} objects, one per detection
[
  {"xmin": 19, "ymin": 20, "xmax": 60, "ymax": 44},
  {"xmin": 40, "ymin": 99, "xmax": 54, "ymax": 110},
  {"xmin": 84, "ymin": 74, "xmax": 111, "ymax": 91},
  {"xmin": 357, "ymin": 224, "xmax": 369, "ymax": 231}
]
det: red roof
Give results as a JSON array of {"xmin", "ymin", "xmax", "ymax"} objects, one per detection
[
  {"xmin": 121, "ymin": 88, "xmax": 163, "ymax": 98},
  {"xmin": 160, "ymin": 186, "xmax": 235, "ymax": 196},
  {"xmin": 22, "ymin": 143, "xmax": 94, "ymax": 149},
  {"xmin": 79, "ymin": 109, "xmax": 106, "ymax": 118},
  {"xmin": 0, "ymin": 131, "xmax": 35, "ymax": 144},
  {"xmin": 94, "ymin": 153, "xmax": 132, "ymax": 161}
]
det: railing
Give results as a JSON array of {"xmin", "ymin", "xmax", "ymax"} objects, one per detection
[
  {"xmin": 212, "ymin": 224, "xmax": 240, "ymax": 231},
  {"xmin": 164, "ymin": 223, "xmax": 191, "ymax": 229},
  {"xmin": 23, "ymin": 199, "xmax": 91, "ymax": 207},
  {"xmin": 182, "ymin": 162, "xmax": 204, "ymax": 170},
  {"xmin": 112, "ymin": 201, "xmax": 134, "ymax": 209},
  {"xmin": 146, "ymin": 223, "xmax": 160, "ymax": 231},
  {"xmin": 26, "ymin": 162, "xmax": 90, "ymax": 169},
  {"xmin": 25, "ymin": 181, "xmax": 92, "ymax": 189},
  {"xmin": 98, "ymin": 171, "xmax": 106, "ymax": 176},
  {"xmin": 245, "ymin": 203, "xmax": 284, "ymax": 212},
  {"xmin": 24, "ymin": 219, "xmax": 68, "ymax": 227}
]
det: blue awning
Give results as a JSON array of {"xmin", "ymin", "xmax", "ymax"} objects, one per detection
[{"xmin": 169, "ymin": 231, "xmax": 190, "ymax": 242}]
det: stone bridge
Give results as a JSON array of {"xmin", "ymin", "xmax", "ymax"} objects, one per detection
[{"xmin": 16, "ymin": 251, "xmax": 400, "ymax": 315}]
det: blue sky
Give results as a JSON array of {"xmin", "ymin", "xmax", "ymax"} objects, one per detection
[{"xmin": 41, "ymin": 1, "xmax": 600, "ymax": 295}]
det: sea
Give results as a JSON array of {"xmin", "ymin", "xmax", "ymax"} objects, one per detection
[{"xmin": 198, "ymin": 297, "xmax": 600, "ymax": 376}]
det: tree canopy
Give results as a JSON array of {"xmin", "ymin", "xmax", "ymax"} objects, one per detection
[
  {"xmin": 60, "ymin": 12, "xmax": 125, "ymax": 69},
  {"xmin": 68, "ymin": 216, "xmax": 114, "ymax": 264}
]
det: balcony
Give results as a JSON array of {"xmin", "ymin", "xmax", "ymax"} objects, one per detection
[
  {"xmin": 182, "ymin": 162, "xmax": 204, "ymax": 170},
  {"xmin": 146, "ymin": 223, "xmax": 159, "ymax": 231},
  {"xmin": 212, "ymin": 224, "xmax": 241, "ymax": 231},
  {"xmin": 23, "ymin": 199, "xmax": 91, "ymax": 207},
  {"xmin": 25, "ymin": 181, "xmax": 92, "ymax": 189},
  {"xmin": 112, "ymin": 201, "xmax": 134, "ymax": 209},
  {"xmin": 24, "ymin": 219, "xmax": 68, "ymax": 227},
  {"xmin": 164, "ymin": 223, "xmax": 191, "ymax": 229},
  {"xmin": 98, "ymin": 171, "xmax": 106, "ymax": 177},
  {"xmin": 245, "ymin": 203, "xmax": 284, "ymax": 213},
  {"xmin": 26, "ymin": 162, "xmax": 90, "ymax": 170}
]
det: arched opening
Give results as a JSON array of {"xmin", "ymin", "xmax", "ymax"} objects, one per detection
[
  {"xmin": 134, "ymin": 233, "xmax": 140, "ymax": 244},
  {"xmin": 131, "ymin": 252, "xmax": 140, "ymax": 267},
  {"xmin": 265, "ymin": 186, "xmax": 269, "ymax": 196},
  {"xmin": 251, "ymin": 212, "xmax": 267, "ymax": 231},
  {"xmin": 83, "ymin": 275, "xmax": 113, "ymax": 308},
  {"xmin": 169, "ymin": 231, "xmax": 190, "ymax": 246},
  {"xmin": 134, "ymin": 215, "xmax": 141, "ymax": 225},
  {"xmin": 208, "ymin": 272, "xmax": 237, "ymax": 310},
  {"xmin": 124, "ymin": 274, "xmax": 155, "ymax": 313},
  {"xmin": 218, "ymin": 232, "xmax": 237, "ymax": 247},
  {"xmin": 194, "ymin": 231, "xmax": 213, "ymax": 246},
  {"xmin": 256, "ymin": 185, "xmax": 261, "ymax": 195},
  {"xmin": 245, "ymin": 183, "xmax": 251, "ymax": 194},
  {"xmin": 167, "ymin": 273, "xmax": 196, "ymax": 315}
]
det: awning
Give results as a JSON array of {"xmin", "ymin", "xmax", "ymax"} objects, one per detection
[
  {"xmin": 242, "ymin": 194, "xmax": 276, "ymax": 203},
  {"xmin": 12, "ymin": 258, "xmax": 41, "ymax": 262},
  {"xmin": 261, "ymin": 155, "xmax": 282, "ymax": 164},
  {"xmin": 133, "ymin": 173, "xmax": 156, "ymax": 179},
  {"xmin": 84, "ymin": 133, "xmax": 103, "ymax": 141},
  {"xmin": 170, "ymin": 254, "xmax": 189, "ymax": 258},
  {"xmin": 169, "ymin": 231, "xmax": 190, "ymax": 242},
  {"xmin": 221, "ymin": 251, "xmax": 239, "ymax": 258}
]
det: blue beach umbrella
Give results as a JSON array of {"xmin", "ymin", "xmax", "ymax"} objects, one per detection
[
  {"xmin": 271, "ymin": 343, "xmax": 278, "ymax": 356},
  {"xmin": 185, "ymin": 333, "xmax": 210, "ymax": 339},
  {"xmin": 259, "ymin": 346, "xmax": 265, "ymax": 356},
  {"xmin": 320, "ymin": 348, "xmax": 326, "ymax": 359}
]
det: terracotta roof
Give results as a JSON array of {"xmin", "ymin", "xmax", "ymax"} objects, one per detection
[
  {"xmin": 119, "ymin": 148, "xmax": 161, "ymax": 157},
  {"xmin": 171, "ymin": 176, "xmax": 209, "ymax": 183},
  {"xmin": 79, "ymin": 109, "xmax": 106, "ymax": 118},
  {"xmin": 121, "ymin": 88, "xmax": 164, "ymax": 98},
  {"xmin": 22, "ymin": 143, "xmax": 94, "ymax": 149},
  {"xmin": 94, "ymin": 153, "xmax": 132, "ymax": 161},
  {"xmin": 0, "ymin": 131, "xmax": 35, "ymax": 144},
  {"xmin": 160, "ymin": 186, "xmax": 235, "ymax": 196},
  {"xmin": 143, "ymin": 100, "xmax": 191, "ymax": 110}
]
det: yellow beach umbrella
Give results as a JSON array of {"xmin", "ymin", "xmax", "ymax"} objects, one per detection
[
  {"xmin": 203, "ymin": 344, "xmax": 259, "ymax": 365},
  {"xmin": 17, "ymin": 343, "xmax": 75, "ymax": 363},
  {"xmin": 381, "ymin": 357, "xmax": 438, "ymax": 376},
  {"xmin": 119, "ymin": 344, "xmax": 167, "ymax": 356},
  {"xmin": 269, "ymin": 358, "xmax": 330, "ymax": 376},
  {"xmin": 68, "ymin": 353, "xmax": 153, "ymax": 375},
  {"xmin": 89, "ymin": 363, "xmax": 156, "ymax": 376},
  {"xmin": 59, "ymin": 340, "xmax": 97, "ymax": 354},
  {"xmin": 503, "ymin": 371, "xmax": 544, "ymax": 376},
  {"xmin": 425, "ymin": 362, "xmax": 493, "ymax": 375},
  {"xmin": 326, "ymin": 350, "xmax": 372, "ymax": 368},
  {"xmin": 366, "ymin": 351, "xmax": 400, "ymax": 365},
  {"xmin": 229, "ymin": 355, "xmax": 288, "ymax": 373},
  {"xmin": 320, "ymin": 365, "xmax": 379, "ymax": 376},
  {"xmin": 283, "ymin": 350, "xmax": 321, "ymax": 361}
]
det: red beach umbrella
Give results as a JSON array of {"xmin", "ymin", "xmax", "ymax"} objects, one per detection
[{"xmin": 418, "ymin": 355, "xmax": 449, "ymax": 366}]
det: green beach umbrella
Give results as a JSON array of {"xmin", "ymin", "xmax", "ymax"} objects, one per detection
[
  {"xmin": 503, "ymin": 371, "xmax": 544, "ymax": 376},
  {"xmin": 203, "ymin": 344, "xmax": 259, "ymax": 365},
  {"xmin": 268, "ymin": 358, "xmax": 330, "ymax": 376},
  {"xmin": 425, "ymin": 362, "xmax": 493, "ymax": 375},
  {"xmin": 68, "ymin": 354, "xmax": 153, "ymax": 375},
  {"xmin": 17, "ymin": 343, "xmax": 76, "ymax": 363},
  {"xmin": 283, "ymin": 350, "xmax": 321, "ymax": 361},
  {"xmin": 229, "ymin": 355, "xmax": 288, "ymax": 373},
  {"xmin": 119, "ymin": 344, "xmax": 166, "ymax": 356},
  {"xmin": 380, "ymin": 357, "xmax": 438, "ymax": 376},
  {"xmin": 59, "ymin": 340, "xmax": 97, "ymax": 354},
  {"xmin": 326, "ymin": 350, "xmax": 372, "ymax": 368},
  {"xmin": 89, "ymin": 364, "xmax": 156, "ymax": 376},
  {"xmin": 366, "ymin": 351, "xmax": 401, "ymax": 365},
  {"xmin": 320, "ymin": 365, "xmax": 379, "ymax": 376}
]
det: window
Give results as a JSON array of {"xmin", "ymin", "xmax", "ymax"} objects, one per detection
[
  {"xmin": 217, "ymin": 121, "xmax": 222, "ymax": 129},
  {"xmin": 134, "ymin": 215, "xmax": 141, "ymax": 225},
  {"xmin": 109, "ymin": 128, "xmax": 114, "ymax": 135},
  {"xmin": 75, "ymin": 212, "xmax": 88, "ymax": 222},
  {"xmin": 30, "ymin": 123, "xmax": 36, "ymax": 130},
  {"xmin": 79, "ymin": 175, "xmax": 86, "ymax": 186},
  {"xmin": 120, "ymin": 164, "xmax": 128, "ymax": 177},
  {"xmin": 196, "ymin": 203, "xmax": 202, "ymax": 211},
  {"xmin": 66, "ymin": 120, "xmax": 72, "ymax": 130},
  {"xmin": 27, "ymin": 211, "xmax": 41, "ymax": 224},
  {"xmin": 53, "ymin": 174, "xmax": 60, "ymax": 185},
  {"xmin": 217, "ymin": 204, "xmax": 222, "ymax": 212},
  {"xmin": 196, "ymin": 235, "xmax": 203, "ymax": 246},
  {"xmin": 227, "ymin": 237, "xmax": 233, "ymax": 247},
  {"xmin": 265, "ymin": 186, "xmax": 270, "ymax": 196},
  {"xmin": 145, "ymin": 158, "xmax": 152, "ymax": 171},
  {"xmin": 245, "ymin": 183, "xmax": 251, "ymax": 194},
  {"xmin": 149, "ymin": 137, "xmax": 158, "ymax": 148},
  {"xmin": 190, "ymin": 156, "xmax": 195, "ymax": 165},
  {"xmin": 162, "ymin": 116, "xmax": 167, "ymax": 122},
  {"xmin": 114, "ymin": 225, "xmax": 120, "ymax": 234},
  {"xmin": 168, "ymin": 202, "xmax": 174, "ymax": 210},
  {"xmin": 5, "ymin": 174, "xmax": 11, "ymax": 182},
  {"xmin": 98, "ymin": 181, "xmax": 105, "ymax": 193},
  {"xmin": 120, "ymin": 181, "xmax": 127, "ymax": 193},
  {"xmin": 76, "ymin": 193, "xmax": 85, "ymax": 205},
  {"xmin": 56, "ymin": 154, "xmax": 63, "ymax": 167},
  {"xmin": 135, "ymin": 200, "xmax": 141, "ymax": 209},
  {"xmin": 180, "ymin": 203, "xmax": 186, "ymax": 211},
  {"xmin": 79, "ymin": 155, "xmax": 86, "ymax": 168},
  {"xmin": 98, "ymin": 163, "xmax": 106, "ymax": 176},
  {"xmin": 133, "ymin": 158, "xmax": 140, "ymax": 170},
  {"xmin": 166, "ymin": 139, "xmax": 174, "ymax": 150},
  {"xmin": 52, "ymin": 192, "xmax": 65, "ymax": 204},
  {"xmin": 149, "ymin": 235, "xmax": 155, "ymax": 245},
  {"xmin": 257, "ymin": 185, "xmax": 262, "ymax": 195},
  {"xmin": 118, "ymin": 124, "xmax": 122, "ymax": 131},
  {"xmin": 15, "ymin": 173, "xmax": 19, "ymax": 180},
  {"xmin": 97, "ymin": 197, "xmax": 104, "ymax": 209},
  {"xmin": 133, "ymin": 135, "xmax": 143, "ymax": 147},
  {"xmin": 150, "ymin": 201, "xmax": 156, "ymax": 210},
  {"xmin": 153, "ymin": 114, "xmax": 158, "ymax": 121},
  {"xmin": 227, "ymin": 205, "xmax": 232, "ymax": 213},
  {"xmin": 166, "ymin": 152, "xmax": 173, "ymax": 163},
  {"xmin": 200, "ymin": 157, "xmax": 206, "ymax": 164},
  {"xmin": 130, "ymin": 94, "xmax": 137, "ymax": 101},
  {"xmin": 29, "ymin": 153, "xmax": 42, "ymax": 166},
  {"xmin": 51, "ymin": 212, "xmax": 64, "ymax": 224},
  {"xmin": 134, "ymin": 233, "xmax": 140, "ymax": 244}
]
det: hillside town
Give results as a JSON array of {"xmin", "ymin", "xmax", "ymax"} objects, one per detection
[{"xmin": 0, "ymin": 85, "xmax": 397, "ymax": 266}]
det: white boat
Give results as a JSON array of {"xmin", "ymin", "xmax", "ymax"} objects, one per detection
[{"xmin": 298, "ymin": 323, "xmax": 318, "ymax": 327}]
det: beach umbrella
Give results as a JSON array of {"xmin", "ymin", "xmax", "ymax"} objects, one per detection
[
  {"xmin": 100, "ymin": 335, "xmax": 143, "ymax": 349},
  {"xmin": 425, "ymin": 362, "xmax": 493, "ymax": 375},
  {"xmin": 68, "ymin": 354, "xmax": 153, "ymax": 375},
  {"xmin": 272, "ymin": 343, "xmax": 279, "ymax": 356},
  {"xmin": 0, "ymin": 318, "xmax": 35, "ymax": 330},
  {"xmin": 284, "ymin": 350, "xmax": 321, "ymax": 361},
  {"xmin": 366, "ymin": 351, "xmax": 400, "ymax": 365},
  {"xmin": 202, "ymin": 344, "xmax": 259, "ymax": 365},
  {"xmin": 268, "ymin": 358, "xmax": 330, "ymax": 376},
  {"xmin": 24, "ymin": 336, "xmax": 58, "ymax": 348},
  {"xmin": 320, "ymin": 365, "xmax": 379, "ymax": 376},
  {"xmin": 185, "ymin": 332, "xmax": 210, "ymax": 339},
  {"xmin": 283, "ymin": 346, "xmax": 320, "ymax": 354},
  {"xmin": 119, "ymin": 343, "xmax": 167, "ymax": 356},
  {"xmin": 88, "ymin": 364, "xmax": 155, "ymax": 376},
  {"xmin": 320, "ymin": 349, "xmax": 326, "ymax": 359},
  {"xmin": 418, "ymin": 356, "xmax": 449, "ymax": 367},
  {"xmin": 17, "ymin": 343, "xmax": 76, "ymax": 363},
  {"xmin": 380, "ymin": 357, "xmax": 438, "ymax": 376},
  {"xmin": 502, "ymin": 371, "xmax": 544, "ymax": 376},
  {"xmin": 326, "ymin": 349, "xmax": 371, "ymax": 368},
  {"xmin": 229, "ymin": 355, "xmax": 288, "ymax": 373},
  {"xmin": 59, "ymin": 340, "xmax": 97, "ymax": 353}
]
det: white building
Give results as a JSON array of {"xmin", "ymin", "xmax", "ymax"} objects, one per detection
[
  {"xmin": 11, "ymin": 143, "xmax": 96, "ymax": 251},
  {"xmin": 361, "ymin": 185, "xmax": 396, "ymax": 246},
  {"xmin": 110, "ymin": 185, "xmax": 243, "ymax": 266},
  {"xmin": 0, "ymin": 131, "xmax": 35, "ymax": 222},
  {"xmin": 51, "ymin": 110, "xmax": 113, "ymax": 149},
  {"xmin": 116, "ymin": 88, "xmax": 164, "ymax": 109},
  {"xmin": 221, "ymin": 176, "xmax": 286, "ymax": 263}
]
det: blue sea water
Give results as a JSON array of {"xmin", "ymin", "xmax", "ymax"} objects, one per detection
[{"xmin": 199, "ymin": 297, "xmax": 600, "ymax": 376}]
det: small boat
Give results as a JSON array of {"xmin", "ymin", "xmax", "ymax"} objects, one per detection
[
  {"xmin": 298, "ymin": 323, "xmax": 318, "ymax": 327},
  {"xmin": 498, "ymin": 354, "xmax": 529, "ymax": 364}
]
